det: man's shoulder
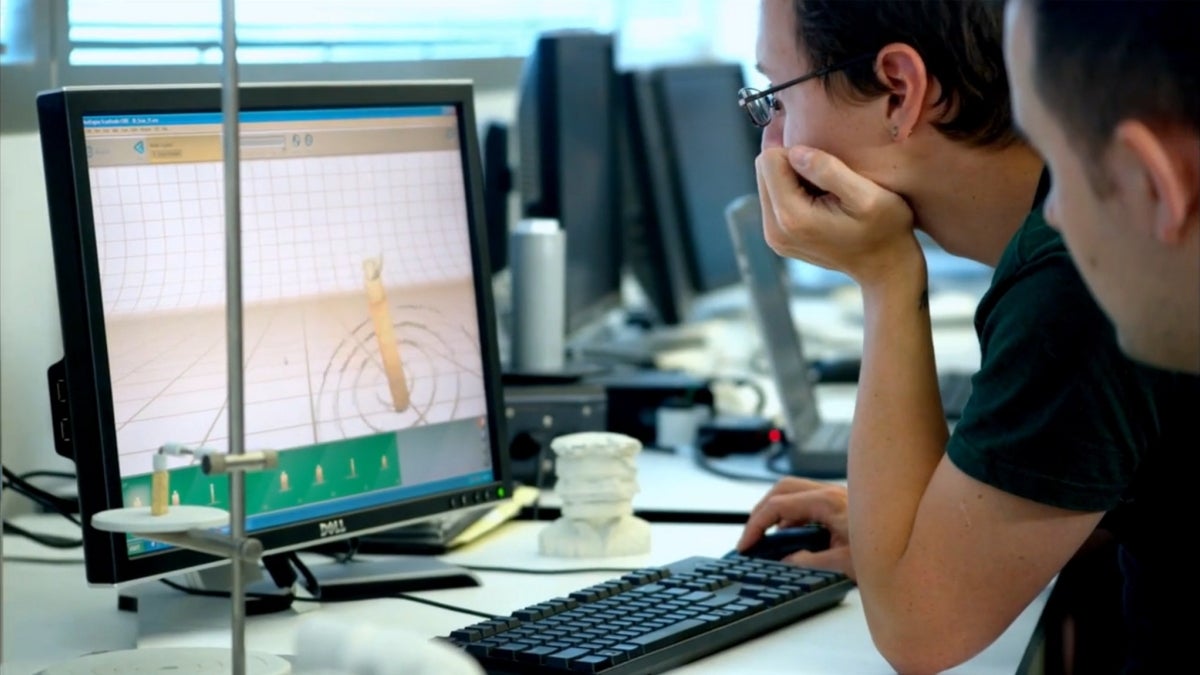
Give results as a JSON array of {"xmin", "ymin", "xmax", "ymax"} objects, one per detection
[
  {"xmin": 977, "ymin": 207, "xmax": 1094, "ymax": 334},
  {"xmin": 995, "ymin": 207, "xmax": 1066, "ymax": 276}
]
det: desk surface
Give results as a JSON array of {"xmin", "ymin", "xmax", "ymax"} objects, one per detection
[
  {"xmin": 3, "ymin": 288, "xmax": 1021, "ymax": 674},
  {"xmin": 3, "ymin": 516, "xmax": 1044, "ymax": 675}
]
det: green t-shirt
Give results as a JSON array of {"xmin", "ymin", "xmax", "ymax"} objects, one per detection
[
  {"xmin": 946, "ymin": 206, "xmax": 1158, "ymax": 512},
  {"xmin": 946, "ymin": 180, "xmax": 1197, "ymax": 672}
]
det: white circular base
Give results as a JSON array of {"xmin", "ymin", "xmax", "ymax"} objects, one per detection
[
  {"xmin": 37, "ymin": 647, "xmax": 290, "ymax": 674},
  {"xmin": 92, "ymin": 505, "xmax": 230, "ymax": 533}
]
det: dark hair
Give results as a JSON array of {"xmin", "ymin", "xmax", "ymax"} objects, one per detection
[
  {"xmin": 793, "ymin": 0, "xmax": 1017, "ymax": 148},
  {"xmin": 1027, "ymin": 0, "xmax": 1200, "ymax": 163}
]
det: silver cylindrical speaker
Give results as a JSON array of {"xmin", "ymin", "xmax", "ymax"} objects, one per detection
[{"xmin": 509, "ymin": 218, "xmax": 566, "ymax": 373}]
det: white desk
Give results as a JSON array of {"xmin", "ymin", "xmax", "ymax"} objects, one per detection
[
  {"xmin": 3, "ymin": 286, "xmax": 1022, "ymax": 674},
  {"xmin": 2, "ymin": 517, "xmax": 1046, "ymax": 675}
]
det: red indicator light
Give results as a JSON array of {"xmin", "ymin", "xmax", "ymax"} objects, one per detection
[{"xmin": 768, "ymin": 428, "xmax": 783, "ymax": 444}]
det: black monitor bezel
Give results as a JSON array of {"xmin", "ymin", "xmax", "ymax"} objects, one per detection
[
  {"xmin": 516, "ymin": 31, "xmax": 624, "ymax": 338},
  {"xmin": 651, "ymin": 62, "xmax": 760, "ymax": 294},
  {"xmin": 618, "ymin": 69, "xmax": 697, "ymax": 327},
  {"xmin": 36, "ymin": 81, "xmax": 512, "ymax": 585}
]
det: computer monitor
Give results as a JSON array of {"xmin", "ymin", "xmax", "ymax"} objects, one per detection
[
  {"xmin": 36, "ymin": 81, "xmax": 512, "ymax": 590},
  {"xmin": 651, "ymin": 62, "xmax": 761, "ymax": 294},
  {"xmin": 515, "ymin": 31, "xmax": 622, "ymax": 338},
  {"xmin": 618, "ymin": 69, "xmax": 695, "ymax": 327},
  {"xmin": 481, "ymin": 121, "xmax": 511, "ymax": 274}
]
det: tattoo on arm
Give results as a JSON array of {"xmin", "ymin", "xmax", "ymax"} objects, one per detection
[{"xmin": 919, "ymin": 288, "xmax": 929, "ymax": 311}]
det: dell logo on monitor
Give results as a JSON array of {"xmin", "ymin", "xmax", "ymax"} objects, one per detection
[{"xmin": 318, "ymin": 519, "xmax": 347, "ymax": 538}]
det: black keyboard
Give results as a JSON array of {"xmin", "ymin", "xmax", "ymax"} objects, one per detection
[
  {"xmin": 443, "ymin": 555, "xmax": 854, "ymax": 674},
  {"xmin": 939, "ymin": 371, "xmax": 974, "ymax": 419}
]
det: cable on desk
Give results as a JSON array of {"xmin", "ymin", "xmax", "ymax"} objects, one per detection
[
  {"xmin": 765, "ymin": 446, "xmax": 794, "ymax": 477},
  {"xmin": 158, "ymin": 577, "xmax": 313, "ymax": 615},
  {"xmin": 2, "ymin": 520, "xmax": 83, "ymax": 548},
  {"xmin": 460, "ymin": 564, "xmax": 640, "ymax": 576},
  {"xmin": 17, "ymin": 470, "xmax": 77, "ymax": 482},
  {"xmin": 2, "ymin": 555, "xmax": 85, "ymax": 565},
  {"xmin": 393, "ymin": 593, "xmax": 498, "ymax": 620},
  {"xmin": 691, "ymin": 447, "xmax": 784, "ymax": 484},
  {"xmin": 708, "ymin": 376, "xmax": 767, "ymax": 416},
  {"xmin": 2, "ymin": 465, "xmax": 81, "ymax": 522}
]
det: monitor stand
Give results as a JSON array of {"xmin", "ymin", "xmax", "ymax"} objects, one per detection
[
  {"xmin": 118, "ymin": 552, "xmax": 480, "ymax": 615},
  {"xmin": 36, "ymin": 648, "xmax": 290, "ymax": 675},
  {"xmin": 295, "ymin": 554, "xmax": 480, "ymax": 602}
]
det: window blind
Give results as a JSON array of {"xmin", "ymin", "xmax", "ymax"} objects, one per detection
[{"xmin": 66, "ymin": 0, "xmax": 623, "ymax": 65}]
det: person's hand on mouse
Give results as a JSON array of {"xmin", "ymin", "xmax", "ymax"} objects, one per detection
[
  {"xmin": 756, "ymin": 145, "xmax": 924, "ymax": 291},
  {"xmin": 738, "ymin": 477, "xmax": 854, "ymax": 579}
]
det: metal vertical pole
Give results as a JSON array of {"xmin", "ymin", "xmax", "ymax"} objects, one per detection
[{"xmin": 219, "ymin": 1, "xmax": 247, "ymax": 674}]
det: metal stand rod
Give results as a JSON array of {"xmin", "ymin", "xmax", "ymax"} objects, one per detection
[
  {"xmin": 219, "ymin": 1, "xmax": 247, "ymax": 673},
  {"xmin": 148, "ymin": 530, "xmax": 263, "ymax": 562}
]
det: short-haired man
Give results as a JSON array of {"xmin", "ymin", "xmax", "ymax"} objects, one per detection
[
  {"xmin": 1004, "ymin": 0, "xmax": 1199, "ymax": 374},
  {"xmin": 737, "ymin": 1, "xmax": 1197, "ymax": 673}
]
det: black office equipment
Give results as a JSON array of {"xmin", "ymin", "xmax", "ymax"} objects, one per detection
[
  {"xmin": 727, "ymin": 525, "xmax": 832, "ymax": 562},
  {"xmin": 482, "ymin": 121, "xmax": 512, "ymax": 274},
  {"xmin": 444, "ymin": 555, "xmax": 853, "ymax": 674},
  {"xmin": 618, "ymin": 69, "xmax": 696, "ymax": 327},
  {"xmin": 725, "ymin": 195, "xmax": 852, "ymax": 479},
  {"xmin": 589, "ymin": 370, "xmax": 715, "ymax": 448},
  {"xmin": 651, "ymin": 63, "xmax": 762, "ymax": 295},
  {"xmin": 36, "ymin": 81, "xmax": 511, "ymax": 596},
  {"xmin": 798, "ymin": 357, "xmax": 974, "ymax": 418},
  {"xmin": 516, "ymin": 31, "xmax": 623, "ymax": 337},
  {"xmin": 503, "ymin": 382, "xmax": 608, "ymax": 486}
]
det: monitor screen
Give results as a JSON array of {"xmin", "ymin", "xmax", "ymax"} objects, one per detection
[
  {"xmin": 516, "ymin": 31, "xmax": 622, "ymax": 337},
  {"xmin": 37, "ymin": 82, "xmax": 511, "ymax": 585},
  {"xmin": 653, "ymin": 63, "xmax": 761, "ymax": 294}
]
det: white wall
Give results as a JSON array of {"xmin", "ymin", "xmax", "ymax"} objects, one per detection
[{"xmin": 0, "ymin": 131, "xmax": 73, "ymax": 511}]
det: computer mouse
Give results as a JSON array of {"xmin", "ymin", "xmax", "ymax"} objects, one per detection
[{"xmin": 725, "ymin": 524, "xmax": 831, "ymax": 561}]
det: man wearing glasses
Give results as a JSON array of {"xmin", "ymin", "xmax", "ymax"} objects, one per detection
[{"xmin": 736, "ymin": 1, "xmax": 1194, "ymax": 673}]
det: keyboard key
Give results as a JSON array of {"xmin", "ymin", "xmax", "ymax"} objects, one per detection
[
  {"xmin": 516, "ymin": 645, "xmax": 559, "ymax": 664},
  {"xmin": 546, "ymin": 647, "xmax": 591, "ymax": 669}
]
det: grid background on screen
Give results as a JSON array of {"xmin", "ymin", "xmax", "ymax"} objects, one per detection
[
  {"xmin": 87, "ymin": 149, "xmax": 473, "ymax": 316},
  {"xmin": 83, "ymin": 147, "xmax": 486, "ymax": 477},
  {"xmin": 105, "ymin": 286, "xmax": 486, "ymax": 477}
]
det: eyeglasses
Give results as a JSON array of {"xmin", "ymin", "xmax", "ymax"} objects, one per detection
[{"xmin": 737, "ymin": 53, "xmax": 877, "ymax": 127}]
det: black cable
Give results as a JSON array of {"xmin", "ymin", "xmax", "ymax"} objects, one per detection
[
  {"xmin": 2, "ymin": 483, "xmax": 81, "ymax": 525},
  {"xmin": 287, "ymin": 551, "xmax": 323, "ymax": 597},
  {"xmin": 765, "ymin": 444, "xmax": 793, "ymax": 476},
  {"xmin": 708, "ymin": 376, "xmax": 767, "ymax": 416},
  {"xmin": 158, "ymin": 578, "xmax": 319, "ymax": 610},
  {"xmin": 1, "ymin": 555, "xmax": 85, "ymax": 565},
  {"xmin": 393, "ymin": 593, "xmax": 498, "ymax": 620},
  {"xmin": 691, "ymin": 449, "xmax": 779, "ymax": 484},
  {"xmin": 460, "ymin": 564, "xmax": 640, "ymax": 575},
  {"xmin": 2, "ymin": 466, "xmax": 80, "ymax": 521},
  {"xmin": 17, "ymin": 470, "xmax": 77, "ymax": 481},
  {"xmin": 2, "ymin": 520, "xmax": 83, "ymax": 548}
]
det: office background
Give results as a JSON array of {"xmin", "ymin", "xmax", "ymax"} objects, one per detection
[{"xmin": 0, "ymin": 0, "xmax": 763, "ymax": 521}]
